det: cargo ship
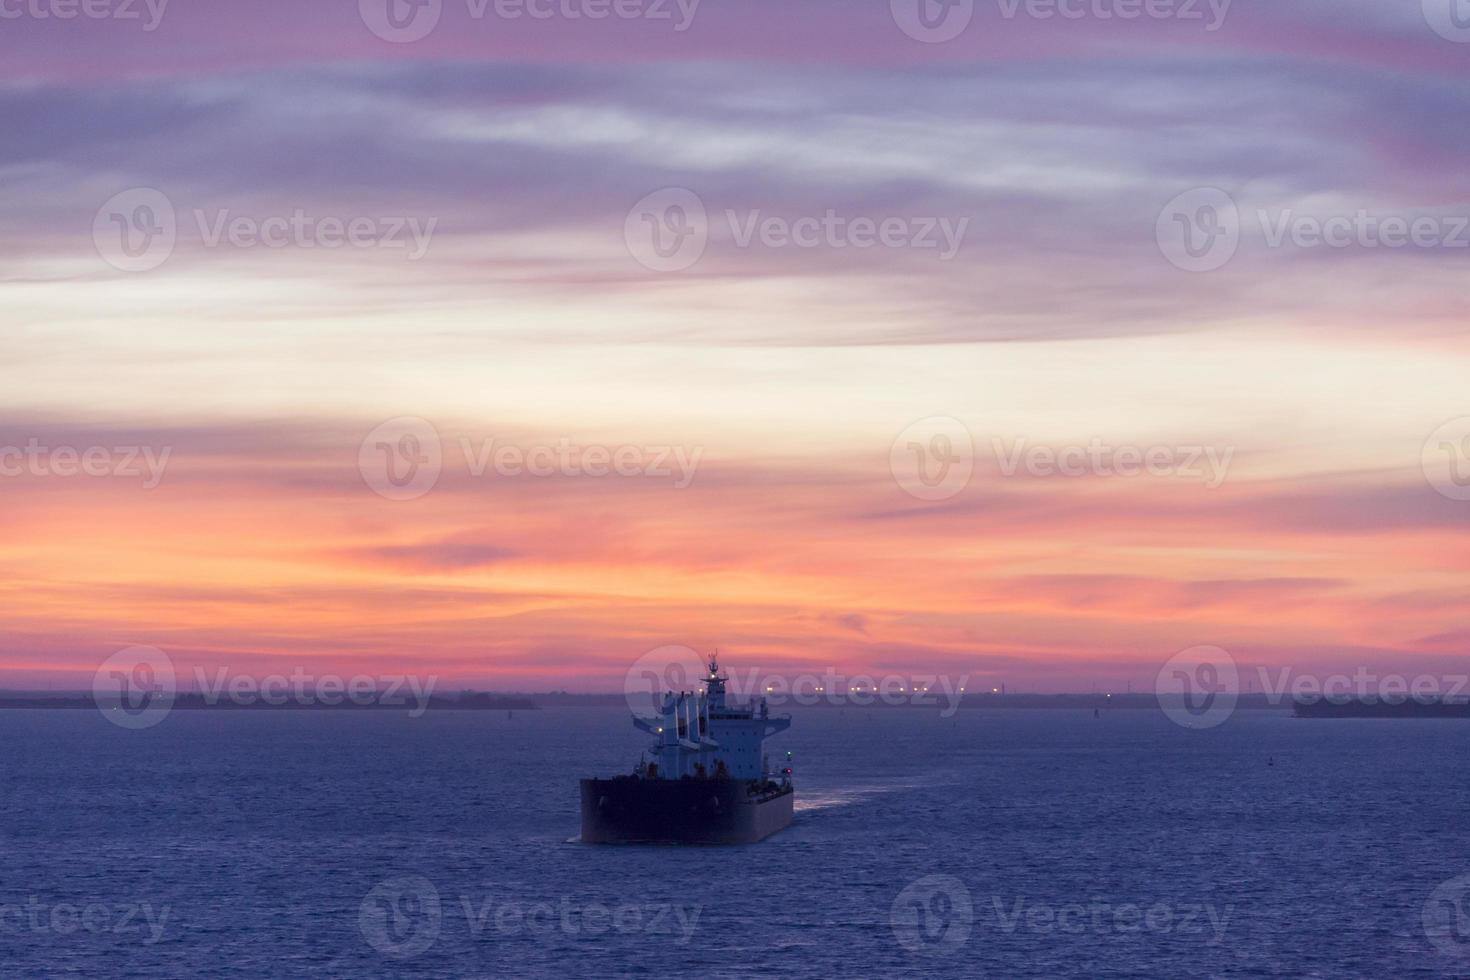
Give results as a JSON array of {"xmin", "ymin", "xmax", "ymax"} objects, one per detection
[
  {"xmin": 1293, "ymin": 696, "xmax": 1470, "ymax": 719},
  {"xmin": 580, "ymin": 655, "xmax": 794, "ymax": 844}
]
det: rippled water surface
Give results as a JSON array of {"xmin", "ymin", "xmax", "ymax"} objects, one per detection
[{"xmin": 4, "ymin": 706, "xmax": 1470, "ymax": 977}]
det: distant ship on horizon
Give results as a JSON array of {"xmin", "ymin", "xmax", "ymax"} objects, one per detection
[
  {"xmin": 1293, "ymin": 696, "xmax": 1470, "ymax": 719},
  {"xmin": 580, "ymin": 655, "xmax": 794, "ymax": 844}
]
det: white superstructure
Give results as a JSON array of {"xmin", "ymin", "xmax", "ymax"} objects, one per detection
[{"xmin": 633, "ymin": 655, "xmax": 791, "ymax": 780}]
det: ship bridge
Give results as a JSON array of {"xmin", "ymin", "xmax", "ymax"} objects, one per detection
[{"xmin": 632, "ymin": 655, "xmax": 790, "ymax": 781}]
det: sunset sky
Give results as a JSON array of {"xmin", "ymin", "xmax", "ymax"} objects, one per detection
[{"xmin": 2, "ymin": 0, "xmax": 1468, "ymax": 691}]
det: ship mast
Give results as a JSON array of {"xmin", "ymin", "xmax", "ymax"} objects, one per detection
[{"xmin": 705, "ymin": 651, "xmax": 728, "ymax": 710}]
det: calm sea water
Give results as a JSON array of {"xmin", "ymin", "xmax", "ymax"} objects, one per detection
[{"xmin": 3, "ymin": 706, "xmax": 1469, "ymax": 978}]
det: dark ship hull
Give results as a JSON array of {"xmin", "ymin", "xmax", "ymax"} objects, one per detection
[
  {"xmin": 1293, "ymin": 697, "xmax": 1470, "ymax": 719},
  {"xmin": 580, "ymin": 777, "xmax": 794, "ymax": 844}
]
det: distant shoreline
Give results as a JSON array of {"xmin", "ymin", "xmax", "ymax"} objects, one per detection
[
  {"xmin": 0, "ymin": 692, "xmax": 1301, "ymax": 711},
  {"xmin": 1, "ymin": 693, "xmax": 538, "ymax": 711},
  {"xmin": 1292, "ymin": 697, "xmax": 1470, "ymax": 719}
]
